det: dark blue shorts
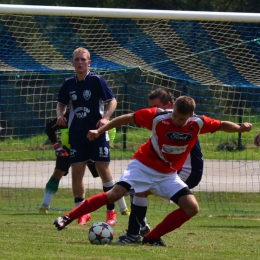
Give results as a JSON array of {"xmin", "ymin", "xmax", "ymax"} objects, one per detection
[{"xmin": 69, "ymin": 140, "xmax": 110, "ymax": 164}]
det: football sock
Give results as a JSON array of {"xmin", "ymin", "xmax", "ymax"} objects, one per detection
[
  {"xmin": 116, "ymin": 197, "xmax": 128, "ymax": 213},
  {"xmin": 103, "ymin": 180, "xmax": 115, "ymax": 211},
  {"xmin": 133, "ymin": 196, "xmax": 148, "ymax": 228},
  {"xmin": 74, "ymin": 197, "xmax": 84, "ymax": 207},
  {"xmin": 128, "ymin": 203, "xmax": 148, "ymax": 236},
  {"xmin": 45, "ymin": 176, "xmax": 60, "ymax": 193},
  {"xmin": 42, "ymin": 176, "xmax": 60, "ymax": 208},
  {"xmin": 145, "ymin": 208, "xmax": 190, "ymax": 240},
  {"xmin": 67, "ymin": 192, "xmax": 109, "ymax": 220}
]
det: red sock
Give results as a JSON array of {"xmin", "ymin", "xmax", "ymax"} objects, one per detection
[
  {"xmin": 66, "ymin": 192, "xmax": 109, "ymax": 220},
  {"xmin": 146, "ymin": 208, "xmax": 190, "ymax": 240}
]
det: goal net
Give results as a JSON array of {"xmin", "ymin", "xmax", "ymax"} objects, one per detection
[{"xmin": 1, "ymin": 5, "xmax": 260, "ymax": 214}]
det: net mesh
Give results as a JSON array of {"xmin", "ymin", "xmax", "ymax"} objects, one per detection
[{"xmin": 1, "ymin": 12, "xmax": 260, "ymax": 213}]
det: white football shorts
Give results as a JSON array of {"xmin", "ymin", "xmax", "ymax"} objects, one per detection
[{"xmin": 118, "ymin": 159, "xmax": 187, "ymax": 199}]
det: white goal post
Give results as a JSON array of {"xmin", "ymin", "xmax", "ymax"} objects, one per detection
[{"xmin": 1, "ymin": 4, "xmax": 260, "ymax": 21}]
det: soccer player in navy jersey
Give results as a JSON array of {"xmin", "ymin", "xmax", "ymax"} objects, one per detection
[
  {"xmin": 117, "ymin": 88, "xmax": 204, "ymax": 244},
  {"xmin": 55, "ymin": 47, "xmax": 129, "ymax": 226},
  {"xmin": 54, "ymin": 95, "xmax": 252, "ymax": 246},
  {"xmin": 39, "ymin": 110, "xmax": 128, "ymax": 218}
]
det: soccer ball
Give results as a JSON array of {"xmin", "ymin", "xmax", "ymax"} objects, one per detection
[{"xmin": 88, "ymin": 222, "xmax": 114, "ymax": 244}]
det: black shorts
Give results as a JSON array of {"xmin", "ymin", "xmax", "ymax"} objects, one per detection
[{"xmin": 70, "ymin": 140, "xmax": 110, "ymax": 164}]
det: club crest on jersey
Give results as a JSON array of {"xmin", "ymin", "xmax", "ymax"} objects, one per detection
[
  {"xmin": 83, "ymin": 90, "xmax": 91, "ymax": 100},
  {"xmin": 166, "ymin": 132, "xmax": 192, "ymax": 141}
]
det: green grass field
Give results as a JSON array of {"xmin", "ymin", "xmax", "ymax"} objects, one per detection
[
  {"xmin": 1, "ymin": 122, "xmax": 260, "ymax": 259},
  {"xmin": 1, "ymin": 190, "xmax": 260, "ymax": 260},
  {"xmin": 1, "ymin": 205, "xmax": 260, "ymax": 260}
]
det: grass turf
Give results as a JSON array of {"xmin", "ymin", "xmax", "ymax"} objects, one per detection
[{"xmin": 1, "ymin": 189, "xmax": 260, "ymax": 260}]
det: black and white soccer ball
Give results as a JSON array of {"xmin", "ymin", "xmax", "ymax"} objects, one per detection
[{"xmin": 88, "ymin": 222, "xmax": 114, "ymax": 244}]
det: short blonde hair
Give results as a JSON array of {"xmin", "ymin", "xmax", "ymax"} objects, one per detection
[{"xmin": 73, "ymin": 47, "xmax": 90, "ymax": 59}]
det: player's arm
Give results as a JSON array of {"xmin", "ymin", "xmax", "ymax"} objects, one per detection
[
  {"xmin": 220, "ymin": 121, "xmax": 252, "ymax": 133},
  {"xmin": 46, "ymin": 118, "xmax": 59, "ymax": 144},
  {"xmin": 97, "ymin": 98, "xmax": 117, "ymax": 128},
  {"xmin": 56, "ymin": 102, "xmax": 67, "ymax": 126},
  {"xmin": 88, "ymin": 113, "xmax": 134, "ymax": 141}
]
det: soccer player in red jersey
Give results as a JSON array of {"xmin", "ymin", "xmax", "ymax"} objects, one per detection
[
  {"xmin": 54, "ymin": 95, "xmax": 252, "ymax": 246},
  {"xmin": 117, "ymin": 88, "xmax": 204, "ymax": 244}
]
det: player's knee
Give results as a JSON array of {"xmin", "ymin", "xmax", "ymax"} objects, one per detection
[
  {"xmin": 185, "ymin": 200, "xmax": 199, "ymax": 217},
  {"xmin": 53, "ymin": 169, "xmax": 65, "ymax": 179},
  {"xmin": 190, "ymin": 202, "xmax": 199, "ymax": 216},
  {"xmin": 178, "ymin": 194, "xmax": 199, "ymax": 217},
  {"xmin": 106, "ymin": 186, "xmax": 126, "ymax": 203}
]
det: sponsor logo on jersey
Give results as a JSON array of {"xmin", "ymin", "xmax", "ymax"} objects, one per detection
[
  {"xmin": 165, "ymin": 132, "xmax": 192, "ymax": 141},
  {"xmin": 161, "ymin": 120, "xmax": 170, "ymax": 125},
  {"xmin": 74, "ymin": 106, "xmax": 90, "ymax": 119},
  {"xmin": 83, "ymin": 90, "xmax": 91, "ymax": 100},
  {"xmin": 162, "ymin": 144, "xmax": 188, "ymax": 154}
]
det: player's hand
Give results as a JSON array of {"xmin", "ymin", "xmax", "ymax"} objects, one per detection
[
  {"xmin": 254, "ymin": 134, "xmax": 260, "ymax": 146},
  {"xmin": 240, "ymin": 122, "xmax": 252, "ymax": 132},
  {"xmin": 96, "ymin": 118, "xmax": 108, "ymax": 128},
  {"xmin": 57, "ymin": 116, "xmax": 67, "ymax": 126},
  {"xmin": 87, "ymin": 130, "xmax": 100, "ymax": 141},
  {"xmin": 53, "ymin": 143, "xmax": 69, "ymax": 157}
]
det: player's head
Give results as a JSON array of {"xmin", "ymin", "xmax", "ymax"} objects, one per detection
[
  {"xmin": 72, "ymin": 47, "xmax": 91, "ymax": 74},
  {"xmin": 172, "ymin": 96, "xmax": 195, "ymax": 127},
  {"xmin": 148, "ymin": 88, "xmax": 174, "ymax": 109},
  {"xmin": 73, "ymin": 47, "xmax": 90, "ymax": 59}
]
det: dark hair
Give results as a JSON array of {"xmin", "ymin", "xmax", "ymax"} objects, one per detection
[
  {"xmin": 148, "ymin": 88, "xmax": 175, "ymax": 105},
  {"xmin": 174, "ymin": 96, "xmax": 196, "ymax": 114}
]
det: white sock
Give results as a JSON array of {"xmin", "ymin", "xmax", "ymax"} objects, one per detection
[
  {"xmin": 42, "ymin": 192, "xmax": 55, "ymax": 209},
  {"xmin": 103, "ymin": 180, "xmax": 128, "ymax": 213},
  {"xmin": 133, "ymin": 196, "xmax": 148, "ymax": 207},
  {"xmin": 116, "ymin": 197, "xmax": 128, "ymax": 213}
]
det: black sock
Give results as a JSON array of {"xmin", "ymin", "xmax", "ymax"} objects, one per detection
[
  {"xmin": 127, "ymin": 202, "xmax": 147, "ymax": 236},
  {"xmin": 74, "ymin": 197, "xmax": 84, "ymax": 204},
  {"xmin": 103, "ymin": 186, "xmax": 115, "ymax": 211}
]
